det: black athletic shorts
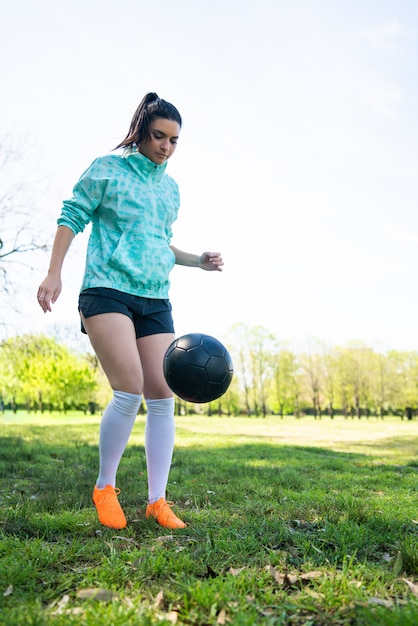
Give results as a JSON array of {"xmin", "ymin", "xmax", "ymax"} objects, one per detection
[{"xmin": 78, "ymin": 287, "xmax": 175, "ymax": 339}]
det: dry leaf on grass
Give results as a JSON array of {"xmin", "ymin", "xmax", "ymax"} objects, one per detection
[
  {"xmin": 156, "ymin": 534, "xmax": 175, "ymax": 543},
  {"xmin": 166, "ymin": 610, "xmax": 178, "ymax": 624},
  {"xmin": 76, "ymin": 588, "xmax": 119, "ymax": 602},
  {"xmin": 348, "ymin": 580, "xmax": 363, "ymax": 588},
  {"xmin": 111, "ymin": 535, "xmax": 138, "ymax": 544},
  {"xmin": 104, "ymin": 536, "xmax": 139, "ymax": 550},
  {"xmin": 217, "ymin": 608, "xmax": 227, "ymax": 624},
  {"xmin": 300, "ymin": 571, "xmax": 323, "ymax": 582},
  {"xmin": 50, "ymin": 594, "xmax": 70, "ymax": 615},
  {"xmin": 228, "ymin": 567, "xmax": 245, "ymax": 576},
  {"xmin": 52, "ymin": 605, "xmax": 84, "ymax": 617},
  {"xmin": 266, "ymin": 565, "xmax": 323, "ymax": 587},
  {"xmin": 154, "ymin": 589, "xmax": 164, "ymax": 609},
  {"xmin": 3, "ymin": 584, "xmax": 13, "ymax": 597},
  {"xmin": 402, "ymin": 578, "xmax": 418, "ymax": 596},
  {"xmin": 368, "ymin": 597, "xmax": 393, "ymax": 607},
  {"xmin": 267, "ymin": 565, "xmax": 298, "ymax": 586},
  {"xmin": 154, "ymin": 591, "xmax": 179, "ymax": 623},
  {"xmin": 50, "ymin": 595, "xmax": 84, "ymax": 616}
]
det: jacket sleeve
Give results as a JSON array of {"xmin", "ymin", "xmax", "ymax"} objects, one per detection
[
  {"xmin": 167, "ymin": 178, "xmax": 180, "ymax": 244},
  {"xmin": 57, "ymin": 157, "xmax": 108, "ymax": 235}
]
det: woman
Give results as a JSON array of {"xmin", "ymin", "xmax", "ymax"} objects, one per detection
[{"xmin": 37, "ymin": 93, "xmax": 223, "ymax": 530}]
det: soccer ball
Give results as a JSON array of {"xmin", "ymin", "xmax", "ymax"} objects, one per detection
[{"xmin": 163, "ymin": 333, "xmax": 234, "ymax": 403}]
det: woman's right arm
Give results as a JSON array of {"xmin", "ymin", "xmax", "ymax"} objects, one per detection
[{"xmin": 37, "ymin": 225, "xmax": 75, "ymax": 313}]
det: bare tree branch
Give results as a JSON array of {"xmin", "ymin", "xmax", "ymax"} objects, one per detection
[
  {"xmin": 0, "ymin": 135, "xmax": 50, "ymax": 313},
  {"xmin": 0, "ymin": 241, "xmax": 48, "ymax": 259}
]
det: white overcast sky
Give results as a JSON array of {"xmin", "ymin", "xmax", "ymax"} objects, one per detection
[{"xmin": 1, "ymin": 0, "xmax": 418, "ymax": 352}]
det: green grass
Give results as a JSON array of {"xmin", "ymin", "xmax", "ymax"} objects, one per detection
[{"xmin": 1, "ymin": 412, "xmax": 418, "ymax": 625}]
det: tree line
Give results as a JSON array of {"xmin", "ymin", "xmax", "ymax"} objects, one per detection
[
  {"xmin": 1, "ymin": 327, "xmax": 418, "ymax": 418},
  {"xmin": 215, "ymin": 324, "xmax": 418, "ymax": 419},
  {"xmin": 0, "ymin": 335, "xmax": 110, "ymax": 413}
]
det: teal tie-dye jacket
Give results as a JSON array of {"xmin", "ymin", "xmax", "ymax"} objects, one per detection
[{"xmin": 57, "ymin": 151, "xmax": 180, "ymax": 299}]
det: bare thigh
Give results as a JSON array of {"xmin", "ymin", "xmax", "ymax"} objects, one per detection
[
  {"xmin": 137, "ymin": 333, "xmax": 175, "ymax": 399},
  {"xmin": 80, "ymin": 312, "xmax": 144, "ymax": 394}
]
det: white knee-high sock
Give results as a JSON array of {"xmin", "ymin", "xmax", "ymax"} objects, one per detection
[
  {"xmin": 96, "ymin": 390, "xmax": 142, "ymax": 489},
  {"xmin": 145, "ymin": 397, "xmax": 175, "ymax": 503}
]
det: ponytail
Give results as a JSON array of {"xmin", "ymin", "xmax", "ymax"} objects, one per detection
[{"xmin": 115, "ymin": 93, "xmax": 182, "ymax": 151}]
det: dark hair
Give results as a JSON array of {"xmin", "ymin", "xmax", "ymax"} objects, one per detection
[{"xmin": 115, "ymin": 92, "xmax": 182, "ymax": 150}]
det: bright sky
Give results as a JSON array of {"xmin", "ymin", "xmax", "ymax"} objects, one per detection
[{"xmin": 1, "ymin": 0, "xmax": 418, "ymax": 352}]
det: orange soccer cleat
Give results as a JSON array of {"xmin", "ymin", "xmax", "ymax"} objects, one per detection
[
  {"xmin": 92, "ymin": 485, "xmax": 127, "ymax": 529},
  {"xmin": 146, "ymin": 498, "xmax": 186, "ymax": 529}
]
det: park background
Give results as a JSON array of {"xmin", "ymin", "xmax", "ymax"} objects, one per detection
[
  {"xmin": 1, "ymin": 0, "xmax": 418, "ymax": 356},
  {"xmin": 1, "ymin": 0, "xmax": 418, "ymax": 419}
]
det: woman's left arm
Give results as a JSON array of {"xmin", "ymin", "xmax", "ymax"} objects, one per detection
[{"xmin": 170, "ymin": 246, "xmax": 223, "ymax": 271}]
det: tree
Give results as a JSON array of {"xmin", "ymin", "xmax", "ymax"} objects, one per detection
[
  {"xmin": 369, "ymin": 350, "xmax": 390, "ymax": 418},
  {"xmin": 321, "ymin": 346, "xmax": 339, "ymax": 418},
  {"xmin": 229, "ymin": 323, "xmax": 275, "ymax": 417},
  {"xmin": 335, "ymin": 342, "xmax": 371, "ymax": 418},
  {"xmin": 247, "ymin": 326, "xmax": 275, "ymax": 417},
  {"xmin": 301, "ymin": 351, "xmax": 323, "ymax": 418},
  {"xmin": 229, "ymin": 323, "xmax": 253, "ymax": 415},
  {"xmin": 270, "ymin": 348, "xmax": 298, "ymax": 417},
  {"xmin": 0, "ymin": 137, "xmax": 48, "ymax": 328},
  {"xmin": 389, "ymin": 350, "xmax": 418, "ymax": 418},
  {"xmin": 0, "ymin": 334, "xmax": 98, "ymax": 411}
]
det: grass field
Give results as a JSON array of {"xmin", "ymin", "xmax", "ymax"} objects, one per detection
[{"xmin": 1, "ymin": 412, "xmax": 418, "ymax": 625}]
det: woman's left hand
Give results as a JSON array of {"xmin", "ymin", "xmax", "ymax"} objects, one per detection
[{"xmin": 199, "ymin": 251, "xmax": 224, "ymax": 271}]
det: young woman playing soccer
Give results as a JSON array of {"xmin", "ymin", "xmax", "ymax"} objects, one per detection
[{"xmin": 37, "ymin": 93, "xmax": 223, "ymax": 530}]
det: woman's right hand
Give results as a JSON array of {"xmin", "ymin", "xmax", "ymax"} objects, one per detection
[
  {"xmin": 36, "ymin": 225, "xmax": 75, "ymax": 312},
  {"xmin": 37, "ymin": 274, "xmax": 62, "ymax": 313}
]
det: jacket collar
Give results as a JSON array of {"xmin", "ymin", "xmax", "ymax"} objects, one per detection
[{"xmin": 124, "ymin": 151, "xmax": 167, "ymax": 182}]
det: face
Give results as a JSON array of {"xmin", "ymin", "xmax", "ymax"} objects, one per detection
[{"xmin": 139, "ymin": 118, "xmax": 180, "ymax": 164}]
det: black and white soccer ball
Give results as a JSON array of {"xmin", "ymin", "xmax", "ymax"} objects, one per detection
[{"xmin": 163, "ymin": 333, "xmax": 234, "ymax": 403}]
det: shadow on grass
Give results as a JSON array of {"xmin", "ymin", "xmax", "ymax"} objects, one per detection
[
  {"xmin": 193, "ymin": 429, "xmax": 418, "ymax": 461},
  {"xmin": 348, "ymin": 435, "xmax": 418, "ymax": 458},
  {"xmin": 1, "ymin": 425, "xmax": 418, "ymax": 554}
]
